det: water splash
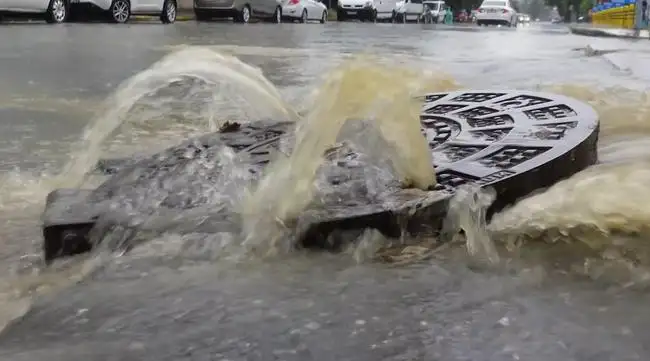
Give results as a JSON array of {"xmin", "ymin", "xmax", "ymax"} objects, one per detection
[
  {"xmin": 490, "ymin": 85, "xmax": 650, "ymax": 244},
  {"xmin": 6, "ymin": 47, "xmax": 650, "ymax": 310},
  {"xmin": 444, "ymin": 185, "xmax": 499, "ymax": 265},
  {"xmin": 240, "ymin": 56, "xmax": 458, "ymax": 255},
  {"xmin": 55, "ymin": 46, "xmax": 300, "ymax": 189}
]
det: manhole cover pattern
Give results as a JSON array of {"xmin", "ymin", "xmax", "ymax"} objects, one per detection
[{"xmin": 421, "ymin": 90, "xmax": 599, "ymax": 190}]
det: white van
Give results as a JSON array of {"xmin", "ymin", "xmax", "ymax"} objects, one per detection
[
  {"xmin": 392, "ymin": 0, "xmax": 444, "ymax": 23},
  {"xmin": 375, "ymin": 0, "xmax": 398, "ymax": 21}
]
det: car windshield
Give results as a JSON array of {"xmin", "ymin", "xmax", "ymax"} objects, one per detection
[
  {"xmin": 482, "ymin": 1, "xmax": 506, "ymax": 6},
  {"xmin": 424, "ymin": 2, "xmax": 440, "ymax": 9}
]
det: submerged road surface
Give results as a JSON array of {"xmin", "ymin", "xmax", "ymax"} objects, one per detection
[{"xmin": 1, "ymin": 21, "xmax": 650, "ymax": 361}]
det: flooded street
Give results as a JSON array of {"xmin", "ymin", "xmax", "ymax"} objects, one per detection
[{"xmin": 2, "ymin": 21, "xmax": 650, "ymax": 360}]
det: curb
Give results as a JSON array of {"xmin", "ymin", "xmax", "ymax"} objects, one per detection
[
  {"xmin": 132, "ymin": 14, "xmax": 195, "ymax": 21},
  {"xmin": 569, "ymin": 25, "xmax": 650, "ymax": 39}
]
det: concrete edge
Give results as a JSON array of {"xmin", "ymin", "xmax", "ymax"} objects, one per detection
[
  {"xmin": 569, "ymin": 25, "xmax": 650, "ymax": 39},
  {"xmin": 132, "ymin": 14, "xmax": 194, "ymax": 21}
]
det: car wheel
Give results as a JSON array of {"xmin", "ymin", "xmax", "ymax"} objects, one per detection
[
  {"xmin": 320, "ymin": 10, "xmax": 327, "ymax": 23},
  {"xmin": 300, "ymin": 9, "xmax": 307, "ymax": 23},
  {"xmin": 235, "ymin": 5, "xmax": 250, "ymax": 23},
  {"xmin": 110, "ymin": 0, "xmax": 130, "ymax": 23},
  {"xmin": 273, "ymin": 6, "xmax": 282, "ymax": 23},
  {"xmin": 160, "ymin": 0, "xmax": 176, "ymax": 24},
  {"xmin": 45, "ymin": 0, "xmax": 68, "ymax": 23}
]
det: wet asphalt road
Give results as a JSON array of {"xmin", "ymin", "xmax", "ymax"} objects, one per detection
[{"xmin": 2, "ymin": 21, "xmax": 650, "ymax": 361}]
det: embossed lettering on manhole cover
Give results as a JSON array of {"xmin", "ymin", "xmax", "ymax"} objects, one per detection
[{"xmin": 421, "ymin": 90, "xmax": 599, "ymax": 193}]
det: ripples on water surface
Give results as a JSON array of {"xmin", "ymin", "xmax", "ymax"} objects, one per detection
[{"xmin": 1, "ymin": 24, "xmax": 650, "ymax": 360}]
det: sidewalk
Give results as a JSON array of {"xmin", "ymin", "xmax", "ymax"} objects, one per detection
[{"xmin": 569, "ymin": 24, "xmax": 650, "ymax": 39}]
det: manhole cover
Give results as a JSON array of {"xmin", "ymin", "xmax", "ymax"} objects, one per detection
[{"xmin": 43, "ymin": 90, "xmax": 599, "ymax": 262}]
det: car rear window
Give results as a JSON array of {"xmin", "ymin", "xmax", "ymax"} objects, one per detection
[{"xmin": 482, "ymin": 1, "xmax": 506, "ymax": 6}]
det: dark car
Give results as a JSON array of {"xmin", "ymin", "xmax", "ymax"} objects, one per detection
[
  {"xmin": 455, "ymin": 8, "xmax": 467, "ymax": 22},
  {"xmin": 194, "ymin": 0, "xmax": 284, "ymax": 22}
]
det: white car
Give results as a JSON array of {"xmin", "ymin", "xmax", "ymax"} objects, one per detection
[
  {"xmin": 392, "ymin": 0, "xmax": 444, "ymax": 23},
  {"xmin": 282, "ymin": 0, "xmax": 327, "ymax": 23},
  {"xmin": 0, "ymin": 0, "xmax": 68, "ymax": 23},
  {"xmin": 475, "ymin": 0, "xmax": 517, "ymax": 27},
  {"xmin": 69, "ymin": 0, "xmax": 177, "ymax": 23},
  {"xmin": 375, "ymin": 0, "xmax": 398, "ymax": 22},
  {"xmin": 337, "ymin": 0, "xmax": 376, "ymax": 21}
]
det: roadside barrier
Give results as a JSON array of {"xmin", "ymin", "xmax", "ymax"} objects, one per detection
[{"xmin": 591, "ymin": 0, "xmax": 636, "ymax": 29}]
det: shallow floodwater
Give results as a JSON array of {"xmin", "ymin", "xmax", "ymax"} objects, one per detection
[{"xmin": 1, "ymin": 22, "xmax": 650, "ymax": 360}]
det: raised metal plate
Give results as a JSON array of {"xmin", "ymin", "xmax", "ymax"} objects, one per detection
[{"xmin": 43, "ymin": 90, "xmax": 600, "ymax": 262}]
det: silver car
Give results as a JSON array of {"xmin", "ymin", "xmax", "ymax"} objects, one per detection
[
  {"xmin": 0, "ymin": 0, "xmax": 68, "ymax": 23},
  {"xmin": 69, "ymin": 0, "xmax": 177, "ymax": 23},
  {"xmin": 194, "ymin": 0, "xmax": 283, "ymax": 23}
]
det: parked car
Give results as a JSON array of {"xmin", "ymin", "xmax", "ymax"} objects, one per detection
[
  {"xmin": 0, "ymin": 0, "xmax": 69, "ymax": 23},
  {"xmin": 68, "ymin": 0, "xmax": 177, "ymax": 23},
  {"xmin": 392, "ymin": 0, "xmax": 444, "ymax": 23},
  {"xmin": 375, "ymin": 0, "xmax": 398, "ymax": 21},
  {"xmin": 281, "ymin": 0, "xmax": 327, "ymax": 22},
  {"xmin": 475, "ymin": 0, "xmax": 517, "ymax": 26},
  {"xmin": 194, "ymin": 0, "xmax": 283, "ymax": 23},
  {"xmin": 337, "ymin": 0, "xmax": 376, "ymax": 21},
  {"xmin": 455, "ymin": 8, "xmax": 467, "ymax": 22}
]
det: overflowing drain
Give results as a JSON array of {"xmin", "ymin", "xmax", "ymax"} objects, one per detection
[{"xmin": 42, "ymin": 90, "xmax": 599, "ymax": 263}]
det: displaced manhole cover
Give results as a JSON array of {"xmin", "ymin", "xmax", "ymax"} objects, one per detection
[{"xmin": 43, "ymin": 90, "xmax": 599, "ymax": 263}]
